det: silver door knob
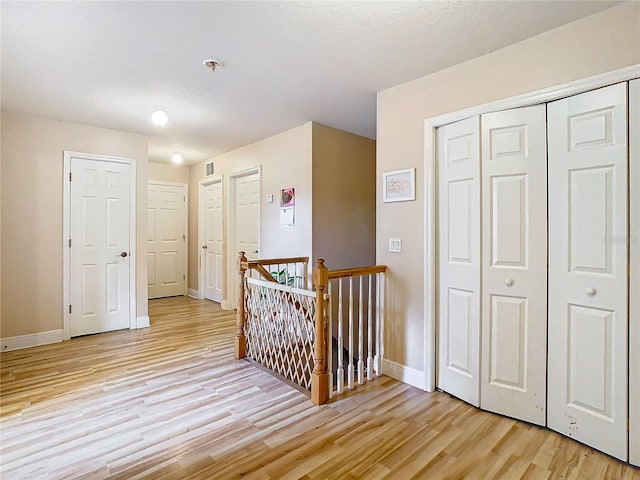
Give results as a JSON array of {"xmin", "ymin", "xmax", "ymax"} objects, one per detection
[
  {"xmin": 586, "ymin": 287, "xmax": 597, "ymax": 296},
  {"xmin": 504, "ymin": 277, "xmax": 515, "ymax": 287},
  {"xmin": 118, "ymin": 251, "xmax": 128, "ymax": 258}
]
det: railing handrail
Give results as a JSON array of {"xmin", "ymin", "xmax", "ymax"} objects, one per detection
[
  {"xmin": 241, "ymin": 256, "xmax": 310, "ymax": 284},
  {"xmin": 244, "ymin": 256, "xmax": 310, "ymax": 267},
  {"xmin": 327, "ymin": 265, "xmax": 387, "ymax": 279}
]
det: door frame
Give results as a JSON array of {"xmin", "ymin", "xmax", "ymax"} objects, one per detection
[
  {"xmin": 423, "ymin": 65, "xmax": 640, "ymax": 392},
  {"xmin": 147, "ymin": 180, "xmax": 189, "ymax": 298},
  {"xmin": 63, "ymin": 151, "xmax": 137, "ymax": 340},
  {"xmin": 228, "ymin": 166, "xmax": 261, "ymax": 310},
  {"xmin": 197, "ymin": 174, "xmax": 223, "ymax": 302}
]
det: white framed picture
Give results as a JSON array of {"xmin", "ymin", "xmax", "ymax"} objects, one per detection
[{"xmin": 383, "ymin": 168, "xmax": 415, "ymax": 202}]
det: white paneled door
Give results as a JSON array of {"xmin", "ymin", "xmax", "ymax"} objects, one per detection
[
  {"xmin": 480, "ymin": 105, "xmax": 547, "ymax": 425},
  {"xmin": 235, "ymin": 172, "xmax": 260, "ymax": 260},
  {"xmin": 233, "ymin": 171, "xmax": 260, "ymax": 308},
  {"xmin": 548, "ymin": 83, "xmax": 628, "ymax": 461},
  {"xmin": 204, "ymin": 180, "xmax": 223, "ymax": 303},
  {"xmin": 147, "ymin": 182, "xmax": 187, "ymax": 299},
  {"xmin": 437, "ymin": 116, "xmax": 481, "ymax": 407},
  {"xmin": 630, "ymin": 78, "xmax": 640, "ymax": 468},
  {"xmin": 70, "ymin": 157, "xmax": 131, "ymax": 337}
]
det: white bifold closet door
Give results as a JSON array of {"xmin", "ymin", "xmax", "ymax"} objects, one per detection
[
  {"xmin": 480, "ymin": 105, "xmax": 547, "ymax": 426},
  {"xmin": 437, "ymin": 116, "xmax": 481, "ymax": 407},
  {"xmin": 630, "ymin": 78, "xmax": 640, "ymax": 468},
  {"xmin": 547, "ymin": 83, "xmax": 628, "ymax": 461}
]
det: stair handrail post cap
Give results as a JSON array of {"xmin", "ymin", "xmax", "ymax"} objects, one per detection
[
  {"xmin": 238, "ymin": 252, "xmax": 248, "ymax": 272},
  {"xmin": 313, "ymin": 258, "xmax": 329, "ymax": 290}
]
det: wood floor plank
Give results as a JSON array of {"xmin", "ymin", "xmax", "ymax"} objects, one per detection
[{"xmin": 1, "ymin": 296, "xmax": 638, "ymax": 479}]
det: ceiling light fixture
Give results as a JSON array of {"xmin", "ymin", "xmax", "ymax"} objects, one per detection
[
  {"xmin": 151, "ymin": 109, "xmax": 169, "ymax": 127},
  {"xmin": 171, "ymin": 153, "xmax": 183, "ymax": 164},
  {"xmin": 203, "ymin": 58, "xmax": 221, "ymax": 72}
]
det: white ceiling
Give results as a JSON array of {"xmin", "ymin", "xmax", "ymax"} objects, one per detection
[{"xmin": 1, "ymin": 1, "xmax": 620, "ymax": 165}]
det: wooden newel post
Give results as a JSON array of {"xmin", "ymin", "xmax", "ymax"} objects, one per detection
[
  {"xmin": 311, "ymin": 258, "xmax": 330, "ymax": 405},
  {"xmin": 235, "ymin": 251, "xmax": 248, "ymax": 359}
]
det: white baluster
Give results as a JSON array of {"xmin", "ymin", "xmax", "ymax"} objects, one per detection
[
  {"xmin": 348, "ymin": 277, "xmax": 355, "ymax": 389},
  {"xmin": 304, "ymin": 261, "xmax": 309, "ymax": 290},
  {"xmin": 367, "ymin": 274, "xmax": 373, "ymax": 381},
  {"xmin": 328, "ymin": 282, "xmax": 334, "ymax": 398},
  {"xmin": 337, "ymin": 279, "xmax": 344, "ymax": 393},
  {"xmin": 358, "ymin": 275, "xmax": 364, "ymax": 385},
  {"xmin": 374, "ymin": 273, "xmax": 381, "ymax": 376},
  {"xmin": 380, "ymin": 272, "xmax": 385, "ymax": 370}
]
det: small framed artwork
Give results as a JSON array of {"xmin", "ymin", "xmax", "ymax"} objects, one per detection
[
  {"xmin": 280, "ymin": 187, "xmax": 295, "ymax": 227},
  {"xmin": 280, "ymin": 188, "xmax": 295, "ymax": 207},
  {"xmin": 383, "ymin": 168, "xmax": 415, "ymax": 203}
]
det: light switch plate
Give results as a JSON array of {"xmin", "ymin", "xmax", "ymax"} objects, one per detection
[
  {"xmin": 266, "ymin": 194, "xmax": 274, "ymax": 203},
  {"xmin": 389, "ymin": 237, "xmax": 402, "ymax": 253}
]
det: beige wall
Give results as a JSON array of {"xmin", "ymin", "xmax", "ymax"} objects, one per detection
[
  {"xmin": 1, "ymin": 112, "xmax": 148, "ymax": 338},
  {"xmin": 0, "ymin": 112, "xmax": 3, "ymax": 330},
  {"xmin": 148, "ymin": 162, "xmax": 189, "ymax": 184},
  {"xmin": 189, "ymin": 123, "xmax": 313, "ymax": 301},
  {"xmin": 188, "ymin": 121, "xmax": 377, "ymax": 306},
  {"xmin": 312, "ymin": 123, "xmax": 376, "ymax": 270},
  {"xmin": 377, "ymin": 3, "xmax": 640, "ymax": 370}
]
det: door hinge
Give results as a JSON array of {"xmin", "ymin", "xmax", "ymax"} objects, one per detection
[
  {"xmin": 183, "ymin": 234, "xmax": 186, "ymax": 241},
  {"xmin": 69, "ymin": 304, "xmax": 72, "ymax": 314},
  {"xmin": 69, "ymin": 172, "xmax": 72, "ymax": 182},
  {"xmin": 183, "ymin": 274, "xmax": 186, "ymax": 281},
  {"xmin": 68, "ymin": 238, "xmax": 72, "ymax": 248}
]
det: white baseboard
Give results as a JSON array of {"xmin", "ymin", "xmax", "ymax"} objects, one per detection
[
  {"xmin": 221, "ymin": 300, "xmax": 233, "ymax": 311},
  {"xmin": 135, "ymin": 316, "xmax": 150, "ymax": 329},
  {"xmin": 382, "ymin": 359, "xmax": 427, "ymax": 391},
  {"xmin": 188, "ymin": 288, "xmax": 199, "ymax": 299},
  {"xmin": 1, "ymin": 329, "xmax": 64, "ymax": 352}
]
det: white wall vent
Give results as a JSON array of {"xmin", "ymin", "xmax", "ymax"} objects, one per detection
[{"xmin": 205, "ymin": 161, "xmax": 215, "ymax": 176}]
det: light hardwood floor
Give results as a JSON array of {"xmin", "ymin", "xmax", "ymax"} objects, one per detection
[{"xmin": 1, "ymin": 297, "xmax": 638, "ymax": 479}]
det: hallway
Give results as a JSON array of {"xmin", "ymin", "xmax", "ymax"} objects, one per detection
[{"xmin": 0, "ymin": 297, "xmax": 637, "ymax": 479}]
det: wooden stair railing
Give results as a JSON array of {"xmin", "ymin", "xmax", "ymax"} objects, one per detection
[
  {"xmin": 243, "ymin": 256, "xmax": 310, "ymax": 287},
  {"xmin": 313, "ymin": 260, "xmax": 388, "ymax": 404},
  {"xmin": 236, "ymin": 253, "xmax": 310, "ymax": 361},
  {"xmin": 236, "ymin": 252, "xmax": 387, "ymax": 406},
  {"xmin": 326, "ymin": 263, "xmax": 387, "ymax": 396},
  {"xmin": 236, "ymin": 252, "xmax": 248, "ymax": 360},
  {"xmin": 310, "ymin": 259, "xmax": 329, "ymax": 404}
]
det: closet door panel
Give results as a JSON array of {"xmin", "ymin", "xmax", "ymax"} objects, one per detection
[
  {"xmin": 548, "ymin": 83, "xmax": 628, "ymax": 461},
  {"xmin": 480, "ymin": 105, "xmax": 547, "ymax": 425},
  {"xmin": 630, "ymin": 78, "xmax": 639, "ymax": 468},
  {"xmin": 437, "ymin": 116, "xmax": 481, "ymax": 407}
]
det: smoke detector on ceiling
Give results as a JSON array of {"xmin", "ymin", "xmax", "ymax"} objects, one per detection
[{"xmin": 203, "ymin": 59, "xmax": 222, "ymax": 72}]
